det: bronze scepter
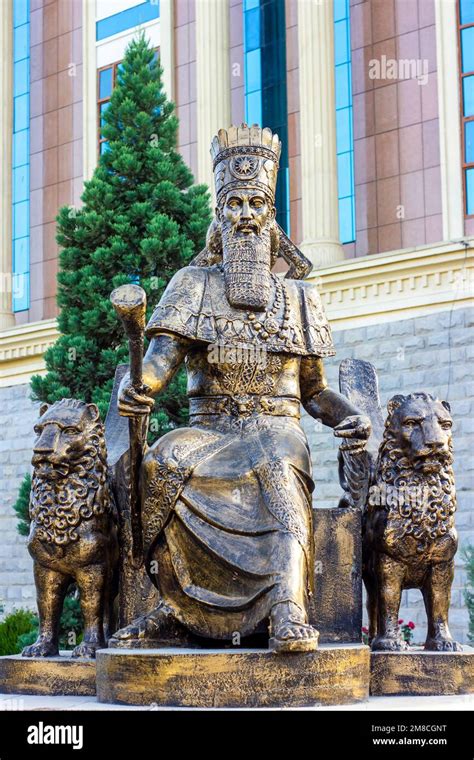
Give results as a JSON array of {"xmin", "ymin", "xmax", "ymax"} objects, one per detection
[{"xmin": 110, "ymin": 283, "xmax": 148, "ymax": 565}]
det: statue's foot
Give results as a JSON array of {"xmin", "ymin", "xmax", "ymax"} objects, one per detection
[
  {"xmin": 424, "ymin": 637, "xmax": 463, "ymax": 652},
  {"xmin": 269, "ymin": 601, "xmax": 319, "ymax": 654},
  {"xmin": 110, "ymin": 604, "xmax": 182, "ymax": 643},
  {"xmin": 22, "ymin": 636, "xmax": 59, "ymax": 658},
  {"xmin": 72, "ymin": 639, "xmax": 105, "ymax": 659},
  {"xmin": 371, "ymin": 635, "xmax": 408, "ymax": 652},
  {"xmin": 111, "ymin": 614, "xmax": 150, "ymax": 642}
]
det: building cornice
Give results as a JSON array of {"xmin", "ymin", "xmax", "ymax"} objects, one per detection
[
  {"xmin": 308, "ymin": 240, "xmax": 474, "ymax": 329},
  {"xmin": 0, "ymin": 319, "xmax": 58, "ymax": 387},
  {"xmin": 0, "ymin": 242, "xmax": 472, "ymax": 386}
]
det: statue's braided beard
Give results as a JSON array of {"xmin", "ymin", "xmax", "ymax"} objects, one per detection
[{"xmin": 221, "ymin": 224, "xmax": 272, "ymax": 311}]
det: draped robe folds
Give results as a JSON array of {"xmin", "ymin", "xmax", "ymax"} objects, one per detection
[{"xmin": 141, "ymin": 265, "xmax": 336, "ymax": 640}]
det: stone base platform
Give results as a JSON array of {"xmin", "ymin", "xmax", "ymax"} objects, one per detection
[
  {"xmin": 370, "ymin": 646, "xmax": 474, "ymax": 696},
  {"xmin": 96, "ymin": 644, "xmax": 370, "ymax": 707},
  {"xmin": 0, "ymin": 652, "xmax": 96, "ymax": 696}
]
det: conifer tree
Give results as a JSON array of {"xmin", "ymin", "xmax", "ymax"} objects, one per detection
[
  {"xmin": 14, "ymin": 34, "xmax": 211, "ymax": 530},
  {"xmin": 31, "ymin": 33, "xmax": 210, "ymax": 428}
]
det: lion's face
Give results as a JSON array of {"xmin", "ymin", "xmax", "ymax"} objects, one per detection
[
  {"xmin": 386, "ymin": 394, "xmax": 453, "ymax": 474},
  {"xmin": 32, "ymin": 400, "xmax": 101, "ymax": 480}
]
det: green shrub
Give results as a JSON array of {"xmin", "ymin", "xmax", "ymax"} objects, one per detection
[
  {"xmin": 0, "ymin": 609, "xmax": 37, "ymax": 656},
  {"xmin": 0, "ymin": 590, "xmax": 84, "ymax": 655},
  {"xmin": 16, "ymin": 592, "xmax": 84, "ymax": 653},
  {"xmin": 12, "ymin": 473, "xmax": 31, "ymax": 537},
  {"xmin": 57, "ymin": 592, "xmax": 84, "ymax": 649},
  {"xmin": 463, "ymin": 544, "xmax": 474, "ymax": 643}
]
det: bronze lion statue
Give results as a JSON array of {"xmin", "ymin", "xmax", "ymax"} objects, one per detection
[
  {"xmin": 22, "ymin": 399, "xmax": 119, "ymax": 659},
  {"xmin": 364, "ymin": 392, "xmax": 461, "ymax": 651},
  {"xmin": 338, "ymin": 360, "xmax": 462, "ymax": 653}
]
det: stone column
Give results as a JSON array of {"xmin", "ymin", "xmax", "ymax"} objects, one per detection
[
  {"xmin": 0, "ymin": 0, "xmax": 14, "ymax": 329},
  {"xmin": 297, "ymin": 0, "xmax": 345, "ymax": 268},
  {"xmin": 195, "ymin": 0, "xmax": 231, "ymax": 203},
  {"xmin": 82, "ymin": 0, "xmax": 97, "ymax": 182},
  {"xmin": 434, "ymin": 0, "xmax": 464, "ymax": 240},
  {"xmin": 160, "ymin": 0, "xmax": 174, "ymax": 102}
]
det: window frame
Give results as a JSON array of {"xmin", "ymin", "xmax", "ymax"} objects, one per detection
[
  {"xmin": 457, "ymin": 0, "xmax": 474, "ymax": 218},
  {"xmin": 97, "ymin": 59, "xmax": 121, "ymax": 157}
]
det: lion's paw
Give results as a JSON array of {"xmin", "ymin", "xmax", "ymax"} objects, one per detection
[
  {"xmin": 22, "ymin": 638, "xmax": 59, "ymax": 658},
  {"xmin": 71, "ymin": 640, "xmax": 104, "ymax": 659},
  {"xmin": 424, "ymin": 637, "xmax": 463, "ymax": 652},
  {"xmin": 371, "ymin": 636, "xmax": 408, "ymax": 652}
]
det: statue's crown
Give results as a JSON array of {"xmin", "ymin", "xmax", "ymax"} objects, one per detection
[{"xmin": 210, "ymin": 124, "xmax": 281, "ymax": 206}]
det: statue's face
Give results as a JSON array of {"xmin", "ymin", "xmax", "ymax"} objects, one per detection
[
  {"xmin": 390, "ymin": 397, "xmax": 452, "ymax": 473},
  {"xmin": 31, "ymin": 402, "xmax": 99, "ymax": 480},
  {"xmin": 219, "ymin": 188, "xmax": 275, "ymax": 311},
  {"xmin": 222, "ymin": 189, "xmax": 274, "ymax": 235}
]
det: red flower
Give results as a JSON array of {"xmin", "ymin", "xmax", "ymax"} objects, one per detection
[
  {"xmin": 398, "ymin": 619, "xmax": 404, "ymax": 625},
  {"xmin": 362, "ymin": 626, "xmax": 369, "ymax": 634},
  {"xmin": 408, "ymin": 621, "xmax": 415, "ymax": 630}
]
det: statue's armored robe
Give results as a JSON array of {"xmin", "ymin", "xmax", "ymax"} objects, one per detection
[{"xmin": 141, "ymin": 265, "xmax": 335, "ymax": 640}]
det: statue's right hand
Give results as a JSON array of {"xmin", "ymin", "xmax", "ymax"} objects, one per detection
[{"xmin": 117, "ymin": 376, "xmax": 154, "ymax": 418}]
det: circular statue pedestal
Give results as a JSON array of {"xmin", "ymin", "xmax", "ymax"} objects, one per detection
[
  {"xmin": 0, "ymin": 652, "xmax": 96, "ymax": 696},
  {"xmin": 370, "ymin": 645, "xmax": 474, "ymax": 696},
  {"xmin": 96, "ymin": 643, "xmax": 369, "ymax": 707}
]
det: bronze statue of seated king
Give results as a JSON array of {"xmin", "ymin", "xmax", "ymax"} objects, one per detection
[{"xmin": 111, "ymin": 125, "xmax": 371, "ymax": 653}]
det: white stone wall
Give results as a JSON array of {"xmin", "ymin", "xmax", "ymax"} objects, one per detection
[
  {"xmin": 0, "ymin": 384, "xmax": 37, "ymax": 616},
  {"xmin": 303, "ymin": 306, "xmax": 474, "ymax": 644}
]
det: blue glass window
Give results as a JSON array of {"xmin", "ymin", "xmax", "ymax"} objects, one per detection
[
  {"xmin": 245, "ymin": 49, "xmax": 262, "ymax": 93},
  {"xmin": 13, "ymin": 273, "xmax": 29, "ymax": 312},
  {"xmin": 334, "ymin": 19, "xmax": 349, "ymax": 65},
  {"xmin": 14, "ymin": 58, "xmax": 28, "ymax": 96},
  {"xmin": 460, "ymin": 0, "xmax": 474, "ymax": 25},
  {"xmin": 13, "ymin": 165, "xmax": 29, "ymax": 203},
  {"xmin": 465, "ymin": 120, "xmax": 474, "ymax": 163},
  {"xmin": 466, "ymin": 167, "xmax": 474, "ymax": 214},
  {"xmin": 245, "ymin": 8, "xmax": 260, "ymax": 51},
  {"xmin": 243, "ymin": 0, "xmax": 290, "ymax": 233},
  {"xmin": 334, "ymin": 0, "xmax": 355, "ymax": 243},
  {"xmin": 14, "ymin": 200, "xmax": 29, "ymax": 239},
  {"xmin": 461, "ymin": 27, "xmax": 474, "ymax": 72},
  {"xmin": 336, "ymin": 108, "xmax": 352, "ymax": 153},
  {"xmin": 14, "ymin": 0, "xmax": 28, "ymax": 27},
  {"xmin": 13, "ymin": 24, "xmax": 28, "ymax": 61},
  {"xmin": 14, "ymin": 237, "xmax": 29, "ymax": 274},
  {"xmin": 14, "ymin": 93, "xmax": 28, "ymax": 131},
  {"xmin": 338, "ymin": 197, "xmax": 355, "ymax": 248},
  {"xmin": 337, "ymin": 153, "xmax": 352, "ymax": 198},
  {"xmin": 100, "ymin": 101, "xmax": 110, "ymax": 126},
  {"xmin": 334, "ymin": 0, "xmax": 346, "ymax": 22},
  {"xmin": 99, "ymin": 67, "xmax": 113, "ymax": 99},
  {"xmin": 246, "ymin": 91, "xmax": 262, "ymax": 125},
  {"xmin": 460, "ymin": 4, "xmax": 474, "ymax": 217},
  {"xmin": 96, "ymin": 1, "xmax": 160, "ymax": 42},
  {"xmin": 12, "ymin": 0, "xmax": 30, "ymax": 311},
  {"xmin": 13, "ymin": 130, "xmax": 28, "ymax": 166},
  {"xmin": 463, "ymin": 75, "xmax": 474, "ymax": 117}
]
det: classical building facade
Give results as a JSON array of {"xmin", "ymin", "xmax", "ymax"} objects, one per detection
[{"xmin": 0, "ymin": 0, "xmax": 473, "ymax": 642}]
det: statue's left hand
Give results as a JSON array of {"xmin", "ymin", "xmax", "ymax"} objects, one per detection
[{"xmin": 334, "ymin": 414, "xmax": 371, "ymax": 451}]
